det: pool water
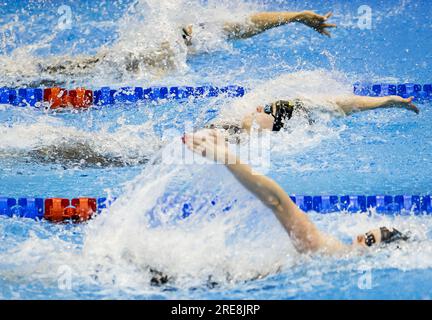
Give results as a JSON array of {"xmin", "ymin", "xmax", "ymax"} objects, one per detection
[{"xmin": 0, "ymin": 0, "xmax": 432, "ymax": 299}]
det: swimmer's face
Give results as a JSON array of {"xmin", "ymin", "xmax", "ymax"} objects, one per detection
[
  {"xmin": 255, "ymin": 105, "xmax": 275, "ymax": 122},
  {"xmin": 240, "ymin": 106, "xmax": 275, "ymax": 132},
  {"xmin": 256, "ymin": 104, "xmax": 275, "ymax": 115},
  {"xmin": 354, "ymin": 228, "xmax": 382, "ymax": 247}
]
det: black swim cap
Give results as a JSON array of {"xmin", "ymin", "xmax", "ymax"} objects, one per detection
[
  {"xmin": 365, "ymin": 227, "xmax": 409, "ymax": 247},
  {"xmin": 380, "ymin": 227, "xmax": 409, "ymax": 244}
]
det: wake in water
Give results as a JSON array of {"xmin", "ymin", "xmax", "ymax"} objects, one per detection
[{"xmin": 0, "ymin": 115, "xmax": 162, "ymax": 167}]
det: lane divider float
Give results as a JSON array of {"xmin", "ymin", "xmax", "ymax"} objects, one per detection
[
  {"xmin": 0, "ymin": 85, "xmax": 245, "ymax": 109},
  {"xmin": 0, "ymin": 194, "xmax": 431, "ymax": 223},
  {"xmin": 0, "ymin": 83, "xmax": 430, "ymax": 109},
  {"xmin": 354, "ymin": 83, "xmax": 432, "ymax": 99}
]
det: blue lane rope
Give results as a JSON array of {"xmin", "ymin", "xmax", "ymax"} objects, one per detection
[
  {"xmin": 354, "ymin": 83, "xmax": 432, "ymax": 99},
  {"xmin": 0, "ymin": 85, "xmax": 246, "ymax": 107},
  {"xmin": 0, "ymin": 83, "xmax": 431, "ymax": 108},
  {"xmin": 0, "ymin": 195, "xmax": 431, "ymax": 221}
]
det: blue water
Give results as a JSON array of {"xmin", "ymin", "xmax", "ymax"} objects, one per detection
[{"xmin": 0, "ymin": 0, "xmax": 432, "ymax": 299}]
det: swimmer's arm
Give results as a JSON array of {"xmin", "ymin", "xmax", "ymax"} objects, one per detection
[
  {"xmin": 184, "ymin": 129, "xmax": 345, "ymax": 254},
  {"xmin": 334, "ymin": 95, "xmax": 419, "ymax": 115},
  {"xmin": 223, "ymin": 11, "xmax": 336, "ymax": 39},
  {"xmin": 225, "ymin": 158, "xmax": 346, "ymax": 254}
]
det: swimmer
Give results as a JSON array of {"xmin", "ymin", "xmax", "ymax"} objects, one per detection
[
  {"xmin": 182, "ymin": 10, "xmax": 336, "ymax": 45},
  {"xmin": 184, "ymin": 129, "xmax": 410, "ymax": 255},
  {"xmin": 212, "ymin": 95, "xmax": 419, "ymax": 134},
  {"xmin": 37, "ymin": 10, "xmax": 336, "ymax": 78}
]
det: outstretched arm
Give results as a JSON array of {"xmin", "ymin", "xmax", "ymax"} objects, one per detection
[
  {"xmin": 184, "ymin": 129, "xmax": 346, "ymax": 254},
  {"xmin": 334, "ymin": 95, "xmax": 419, "ymax": 115},
  {"xmin": 223, "ymin": 11, "xmax": 336, "ymax": 39}
]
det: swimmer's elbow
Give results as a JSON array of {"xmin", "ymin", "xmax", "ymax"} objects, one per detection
[
  {"xmin": 255, "ymin": 178, "xmax": 283, "ymax": 209},
  {"xmin": 262, "ymin": 193, "xmax": 281, "ymax": 209}
]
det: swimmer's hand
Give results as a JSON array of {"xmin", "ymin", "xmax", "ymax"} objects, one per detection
[
  {"xmin": 184, "ymin": 129, "xmax": 237, "ymax": 165},
  {"xmin": 394, "ymin": 96, "xmax": 420, "ymax": 114},
  {"xmin": 297, "ymin": 11, "xmax": 336, "ymax": 37}
]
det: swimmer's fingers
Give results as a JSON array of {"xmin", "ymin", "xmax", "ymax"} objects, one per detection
[
  {"xmin": 323, "ymin": 29, "xmax": 332, "ymax": 37},
  {"xmin": 311, "ymin": 25, "xmax": 335, "ymax": 37},
  {"xmin": 406, "ymin": 97, "xmax": 420, "ymax": 114},
  {"xmin": 395, "ymin": 96, "xmax": 420, "ymax": 115},
  {"xmin": 308, "ymin": 11, "xmax": 336, "ymax": 37},
  {"xmin": 184, "ymin": 129, "xmax": 229, "ymax": 163},
  {"xmin": 322, "ymin": 23, "xmax": 337, "ymax": 28},
  {"xmin": 411, "ymin": 104, "xmax": 420, "ymax": 114},
  {"xmin": 190, "ymin": 133, "xmax": 208, "ymax": 149},
  {"xmin": 184, "ymin": 132, "xmax": 202, "ymax": 149},
  {"xmin": 184, "ymin": 130, "xmax": 213, "ymax": 149},
  {"xmin": 208, "ymin": 129, "xmax": 219, "ymax": 138},
  {"xmin": 184, "ymin": 134, "xmax": 195, "ymax": 151},
  {"xmin": 324, "ymin": 12, "xmax": 333, "ymax": 20},
  {"xmin": 185, "ymin": 136, "xmax": 208, "ymax": 159},
  {"xmin": 198, "ymin": 130, "xmax": 219, "ymax": 145},
  {"xmin": 316, "ymin": 23, "xmax": 336, "ymax": 36},
  {"xmin": 305, "ymin": 11, "xmax": 333, "ymax": 22},
  {"xmin": 317, "ymin": 28, "xmax": 332, "ymax": 37},
  {"xmin": 208, "ymin": 129, "xmax": 226, "ymax": 145},
  {"xmin": 301, "ymin": 11, "xmax": 335, "ymax": 37}
]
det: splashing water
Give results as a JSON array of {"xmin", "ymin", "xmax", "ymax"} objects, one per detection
[
  {"xmin": 0, "ymin": 140, "xmax": 297, "ymax": 296},
  {"xmin": 0, "ymin": 113, "xmax": 162, "ymax": 167},
  {"xmin": 81, "ymin": 141, "xmax": 294, "ymax": 285}
]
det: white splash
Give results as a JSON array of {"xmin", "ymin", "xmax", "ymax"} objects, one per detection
[{"xmin": 0, "ymin": 114, "xmax": 161, "ymax": 166}]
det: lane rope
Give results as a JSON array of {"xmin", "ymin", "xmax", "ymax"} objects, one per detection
[
  {"xmin": 0, "ymin": 85, "xmax": 245, "ymax": 108},
  {"xmin": 0, "ymin": 83, "xmax": 431, "ymax": 109},
  {"xmin": 353, "ymin": 83, "xmax": 432, "ymax": 99},
  {"xmin": 0, "ymin": 194, "xmax": 431, "ymax": 222}
]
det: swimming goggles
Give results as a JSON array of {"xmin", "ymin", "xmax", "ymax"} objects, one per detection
[{"xmin": 263, "ymin": 100, "xmax": 295, "ymax": 132}]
